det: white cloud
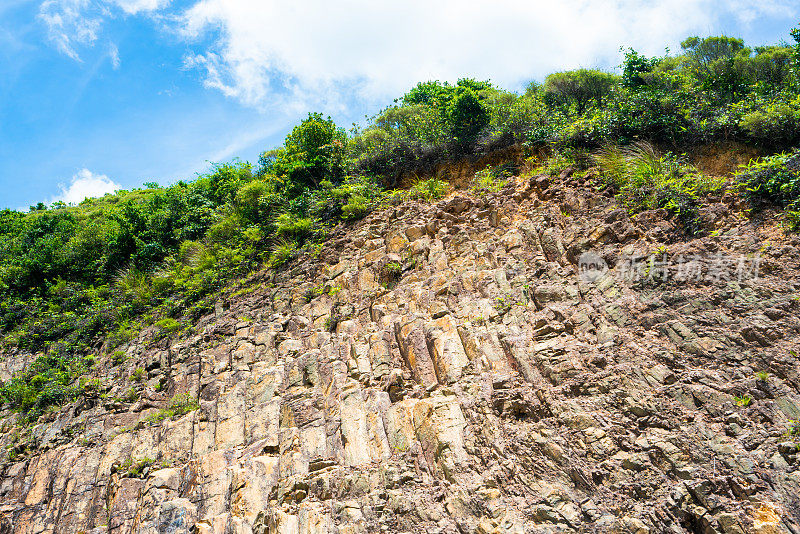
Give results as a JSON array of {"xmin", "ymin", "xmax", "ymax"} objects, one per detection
[
  {"xmin": 177, "ymin": 0, "xmax": 799, "ymax": 108},
  {"xmin": 50, "ymin": 168, "xmax": 121, "ymax": 205},
  {"xmin": 38, "ymin": 0, "xmax": 101, "ymax": 61},
  {"xmin": 727, "ymin": 0, "xmax": 795, "ymax": 23},
  {"xmin": 109, "ymin": 42, "xmax": 120, "ymax": 68},
  {"xmin": 112, "ymin": 0, "xmax": 170, "ymax": 15},
  {"xmin": 38, "ymin": 0, "xmax": 169, "ymax": 61},
  {"xmin": 37, "ymin": 0, "xmax": 799, "ymax": 105}
]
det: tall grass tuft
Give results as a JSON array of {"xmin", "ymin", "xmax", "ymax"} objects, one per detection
[{"xmin": 594, "ymin": 142, "xmax": 725, "ymax": 234}]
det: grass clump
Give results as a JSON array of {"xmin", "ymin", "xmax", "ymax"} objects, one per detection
[
  {"xmin": 472, "ymin": 163, "xmax": 514, "ymax": 193},
  {"xmin": 110, "ymin": 350, "xmax": 126, "ymax": 366},
  {"xmin": 267, "ymin": 240, "xmax": 297, "ymax": 268},
  {"xmin": 594, "ymin": 142, "xmax": 725, "ymax": 234},
  {"xmin": 789, "ymin": 420, "xmax": 800, "ymax": 438},
  {"xmin": 115, "ymin": 456, "xmax": 155, "ymax": 478},
  {"xmin": 304, "ymin": 284, "xmax": 325, "ymax": 303},
  {"xmin": 324, "ymin": 315, "xmax": 339, "ymax": 332},
  {"xmin": 142, "ymin": 392, "xmax": 199, "ymax": 426},
  {"xmin": 154, "ymin": 318, "xmax": 181, "ymax": 334},
  {"xmin": 121, "ymin": 387, "xmax": 139, "ymax": 403},
  {"xmin": 275, "ymin": 214, "xmax": 314, "ymax": 239},
  {"xmin": 494, "ymin": 296, "xmax": 513, "ymax": 315},
  {"xmin": 409, "ymin": 177, "xmax": 449, "ymax": 201},
  {"xmin": 385, "ymin": 261, "xmax": 402, "ymax": 277}
]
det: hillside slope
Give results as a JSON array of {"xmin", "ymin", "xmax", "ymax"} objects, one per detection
[{"xmin": 0, "ymin": 165, "xmax": 799, "ymax": 534}]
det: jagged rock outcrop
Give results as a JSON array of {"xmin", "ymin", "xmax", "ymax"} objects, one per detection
[{"xmin": 1, "ymin": 170, "xmax": 800, "ymax": 533}]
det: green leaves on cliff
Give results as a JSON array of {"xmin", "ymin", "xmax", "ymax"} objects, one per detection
[
  {"xmin": 5, "ymin": 27, "xmax": 800, "ymax": 422},
  {"xmin": 736, "ymin": 151, "xmax": 800, "ymax": 230},
  {"xmin": 595, "ymin": 142, "xmax": 725, "ymax": 234}
]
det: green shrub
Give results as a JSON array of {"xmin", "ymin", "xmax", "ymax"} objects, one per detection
[
  {"xmin": 621, "ymin": 48, "xmax": 660, "ymax": 88},
  {"xmin": 409, "ymin": 178, "xmax": 448, "ymax": 201},
  {"xmin": 0, "ymin": 351, "xmax": 86, "ymax": 422},
  {"xmin": 261, "ymin": 112, "xmax": 347, "ymax": 192},
  {"xmin": 310, "ymin": 176, "xmax": 384, "ymax": 222},
  {"xmin": 472, "ymin": 163, "xmax": 514, "ymax": 193},
  {"xmin": 736, "ymin": 151, "xmax": 800, "ymax": 229},
  {"xmin": 447, "ymin": 88, "xmax": 490, "ymax": 142},
  {"xmin": 268, "ymin": 240, "xmax": 297, "ymax": 268},
  {"xmin": 595, "ymin": 142, "xmax": 724, "ymax": 233},
  {"xmin": 142, "ymin": 392, "xmax": 198, "ymax": 425},
  {"xmin": 275, "ymin": 214, "xmax": 313, "ymax": 239},
  {"xmin": 233, "ymin": 178, "xmax": 285, "ymax": 224},
  {"xmin": 381, "ymin": 261, "xmax": 403, "ymax": 289},
  {"xmin": 739, "ymin": 100, "xmax": 800, "ymax": 146},
  {"xmin": 788, "ymin": 209, "xmax": 800, "ymax": 231},
  {"xmin": 107, "ymin": 321, "xmax": 141, "ymax": 349},
  {"xmin": 206, "ymin": 214, "xmax": 242, "ymax": 245},
  {"xmin": 602, "ymin": 89, "xmax": 692, "ymax": 145},
  {"xmin": 154, "ymin": 318, "xmax": 181, "ymax": 334},
  {"xmin": 543, "ymin": 69, "xmax": 619, "ymax": 114}
]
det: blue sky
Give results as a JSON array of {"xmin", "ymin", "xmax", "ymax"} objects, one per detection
[{"xmin": 0, "ymin": 0, "xmax": 797, "ymax": 210}]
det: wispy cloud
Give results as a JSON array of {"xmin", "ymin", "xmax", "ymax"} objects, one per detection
[
  {"xmin": 38, "ymin": 0, "xmax": 101, "ymax": 61},
  {"xmin": 108, "ymin": 42, "xmax": 120, "ymax": 68},
  {"xmin": 112, "ymin": 0, "xmax": 170, "ymax": 15},
  {"xmin": 727, "ymin": 0, "xmax": 796, "ymax": 23},
  {"xmin": 37, "ymin": 0, "xmax": 168, "ymax": 62},
  {"xmin": 50, "ymin": 168, "xmax": 120, "ymax": 204}
]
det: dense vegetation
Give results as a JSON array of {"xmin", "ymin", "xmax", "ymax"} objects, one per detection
[{"xmin": 3, "ymin": 29, "xmax": 800, "ymax": 421}]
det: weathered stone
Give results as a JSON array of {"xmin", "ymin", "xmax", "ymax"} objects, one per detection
[{"xmin": 3, "ymin": 168, "xmax": 800, "ymax": 534}]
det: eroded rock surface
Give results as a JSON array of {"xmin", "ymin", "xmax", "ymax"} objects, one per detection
[{"xmin": 1, "ymin": 172, "xmax": 800, "ymax": 533}]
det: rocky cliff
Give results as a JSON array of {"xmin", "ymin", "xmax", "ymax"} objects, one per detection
[{"xmin": 1, "ymin": 168, "xmax": 800, "ymax": 534}]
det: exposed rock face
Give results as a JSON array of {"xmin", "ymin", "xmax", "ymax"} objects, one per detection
[{"xmin": 1, "ymin": 172, "xmax": 800, "ymax": 533}]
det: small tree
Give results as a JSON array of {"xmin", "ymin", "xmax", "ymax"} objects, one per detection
[
  {"xmin": 447, "ymin": 88, "xmax": 490, "ymax": 142},
  {"xmin": 620, "ymin": 48, "xmax": 659, "ymax": 89},
  {"xmin": 680, "ymin": 35, "xmax": 747, "ymax": 73},
  {"xmin": 750, "ymin": 46, "xmax": 794, "ymax": 90},
  {"xmin": 263, "ymin": 113, "xmax": 347, "ymax": 193},
  {"xmin": 543, "ymin": 69, "xmax": 619, "ymax": 114},
  {"xmin": 680, "ymin": 35, "xmax": 751, "ymax": 99},
  {"xmin": 791, "ymin": 24, "xmax": 800, "ymax": 90}
]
